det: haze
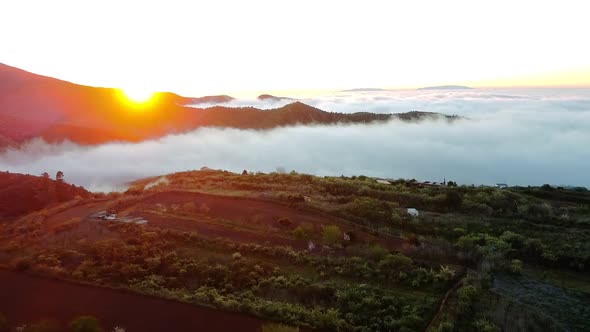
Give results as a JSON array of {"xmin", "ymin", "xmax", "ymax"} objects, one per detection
[{"xmin": 1, "ymin": 88, "xmax": 588, "ymax": 191}]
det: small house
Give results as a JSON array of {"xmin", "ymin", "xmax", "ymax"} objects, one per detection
[{"xmin": 407, "ymin": 208, "xmax": 419, "ymax": 217}]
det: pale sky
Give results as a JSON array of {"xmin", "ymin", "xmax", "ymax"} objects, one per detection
[{"xmin": 1, "ymin": 0, "xmax": 589, "ymax": 96}]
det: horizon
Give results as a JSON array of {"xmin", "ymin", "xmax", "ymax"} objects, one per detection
[
  {"xmin": 2, "ymin": 61, "xmax": 589, "ymax": 99},
  {"xmin": 2, "ymin": 1, "xmax": 589, "ymax": 96}
]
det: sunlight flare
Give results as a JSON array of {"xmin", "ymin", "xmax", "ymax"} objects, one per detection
[{"xmin": 120, "ymin": 87, "xmax": 155, "ymax": 104}]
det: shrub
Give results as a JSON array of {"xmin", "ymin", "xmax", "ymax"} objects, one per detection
[
  {"xmin": 292, "ymin": 226, "xmax": 306, "ymax": 240},
  {"xmin": 367, "ymin": 244, "xmax": 388, "ymax": 260},
  {"xmin": 68, "ymin": 316, "xmax": 102, "ymax": 332},
  {"xmin": 322, "ymin": 225, "xmax": 341, "ymax": 245},
  {"xmin": 261, "ymin": 323, "xmax": 299, "ymax": 332},
  {"xmin": 437, "ymin": 265, "xmax": 456, "ymax": 281},
  {"xmin": 457, "ymin": 285, "xmax": 478, "ymax": 309},
  {"xmin": 509, "ymin": 259, "xmax": 523, "ymax": 274},
  {"xmin": 473, "ymin": 318, "xmax": 499, "ymax": 332}
]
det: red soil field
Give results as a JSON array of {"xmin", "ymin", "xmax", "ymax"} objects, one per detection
[
  {"xmin": 134, "ymin": 191, "xmax": 408, "ymax": 251},
  {"xmin": 0, "ymin": 269, "xmax": 265, "ymax": 332}
]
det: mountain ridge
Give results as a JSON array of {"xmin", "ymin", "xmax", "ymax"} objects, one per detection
[{"xmin": 0, "ymin": 63, "xmax": 459, "ymax": 149}]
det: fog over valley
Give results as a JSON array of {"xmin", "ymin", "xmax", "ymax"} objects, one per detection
[{"xmin": 2, "ymin": 88, "xmax": 589, "ymax": 191}]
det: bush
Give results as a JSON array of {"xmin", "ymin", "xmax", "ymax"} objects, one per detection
[
  {"xmin": 473, "ymin": 318, "xmax": 499, "ymax": 332},
  {"xmin": 69, "ymin": 316, "xmax": 101, "ymax": 332},
  {"xmin": 509, "ymin": 259, "xmax": 523, "ymax": 274},
  {"xmin": 261, "ymin": 323, "xmax": 299, "ymax": 332},
  {"xmin": 322, "ymin": 225, "xmax": 341, "ymax": 245},
  {"xmin": 457, "ymin": 285, "xmax": 478, "ymax": 309},
  {"xmin": 292, "ymin": 226, "xmax": 306, "ymax": 240}
]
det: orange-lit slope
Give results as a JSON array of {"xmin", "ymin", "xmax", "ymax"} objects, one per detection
[{"xmin": 0, "ymin": 63, "xmax": 197, "ymax": 146}]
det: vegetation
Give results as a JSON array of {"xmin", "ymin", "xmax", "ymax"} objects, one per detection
[{"xmin": 1, "ymin": 169, "xmax": 589, "ymax": 331}]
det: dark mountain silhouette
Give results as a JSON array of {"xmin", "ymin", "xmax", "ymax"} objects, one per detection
[
  {"xmin": 257, "ymin": 94, "xmax": 293, "ymax": 101},
  {"xmin": 0, "ymin": 63, "xmax": 458, "ymax": 149},
  {"xmin": 417, "ymin": 85, "xmax": 472, "ymax": 90},
  {"xmin": 0, "ymin": 171, "xmax": 90, "ymax": 217},
  {"xmin": 190, "ymin": 95, "xmax": 235, "ymax": 104}
]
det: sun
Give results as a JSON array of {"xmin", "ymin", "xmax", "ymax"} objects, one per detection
[{"xmin": 120, "ymin": 87, "xmax": 155, "ymax": 104}]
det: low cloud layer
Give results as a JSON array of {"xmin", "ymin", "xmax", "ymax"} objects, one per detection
[{"xmin": 1, "ymin": 88, "xmax": 589, "ymax": 191}]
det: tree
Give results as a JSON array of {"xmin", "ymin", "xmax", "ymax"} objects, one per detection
[
  {"xmin": 445, "ymin": 190, "xmax": 463, "ymax": 210},
  {"xmin": 69, "ymin": 316, "xmax": 101, "ymax": 332},
  {"xmin": 322, "ymin": 225, "xmax": 341, "ymax": 245},
  {"xmin": 56, "ymin": 171, "xmax": 64, "ymax": 182}
]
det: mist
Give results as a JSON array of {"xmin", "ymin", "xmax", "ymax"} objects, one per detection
[{"xmin": 1, "ymin": 88, "xmax": 589, "ymax": 192}]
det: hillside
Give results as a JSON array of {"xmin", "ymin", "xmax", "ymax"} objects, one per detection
[
  {"xmin": 0, "ymin": 63, "xmax": 457, "ymax": 149},
  {"xmin": 0, "ymin": 171, "xmax": 90, "ymax": 217},
  {"xmin": 0, "ymin": 170, "xmax": 588, "ymax": 331}
]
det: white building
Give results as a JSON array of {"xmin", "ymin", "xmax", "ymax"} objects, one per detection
[{"xmin": 407, "ymin": 208, "xmax": 419, "ymax": 217}]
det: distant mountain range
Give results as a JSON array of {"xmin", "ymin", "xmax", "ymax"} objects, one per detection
[
  {"xmin": 257, "ymin": 94, "xmax": 293, "ymax": 101},
  {"xmin": 0, "ymin": 63, "xmax": 458, "ymax": 149},
  {"xmin": 417, "ymin": 85, "xmax": 472, "ymax": 90},
  {"xmin": 340, "ymin": 88, "xmax": 388, "ymax": 92},
  {"xmin": 189, "ymin": 95, "xmax": 234, "ymax": 104}
]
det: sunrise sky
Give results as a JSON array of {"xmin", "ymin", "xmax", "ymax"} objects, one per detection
[{"xmin": 2, "ymin": 0, "xmax": 589, "ymax": 96}]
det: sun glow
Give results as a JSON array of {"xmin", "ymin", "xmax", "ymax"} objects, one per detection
[{"xmin": 120, "ymin": 88, "xmax": 155, "ymax": 104}]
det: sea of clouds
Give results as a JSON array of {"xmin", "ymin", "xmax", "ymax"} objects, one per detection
[{"xmin": 1, "ymin": 88, "xmax": 589, "ymax": 191}]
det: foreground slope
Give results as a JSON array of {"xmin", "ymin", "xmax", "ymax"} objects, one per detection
[{"xmin": 1, "ymin": 170, "xmax": 589, "ymax": 331}]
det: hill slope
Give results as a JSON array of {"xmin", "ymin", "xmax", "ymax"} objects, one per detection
[
  {"xmin": 0, "ymin": 171, "xmax": 90, "ymax": 217},
  {"xmin": 1, "ymin": 63, "xmax": 457, "ymax": 149}
]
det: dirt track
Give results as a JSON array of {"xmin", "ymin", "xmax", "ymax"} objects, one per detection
[{"xmin": 0, "ymin": 269, "xmax": 264, "ymax": 332}]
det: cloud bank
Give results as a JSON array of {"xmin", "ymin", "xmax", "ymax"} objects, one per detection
[{"xmin": 1, "ymin": 88, "xmax": 589, "ymax": 191}]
